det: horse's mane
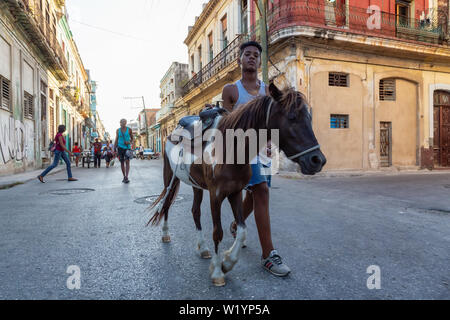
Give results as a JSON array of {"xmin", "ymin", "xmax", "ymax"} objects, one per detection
[{"xmin": 218, "ymin": 87, "xmax": 306, "ymax": 133}]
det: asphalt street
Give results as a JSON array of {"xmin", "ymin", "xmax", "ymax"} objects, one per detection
[{"xmin": 0, "ymin": 159, "xmax": 449, "ymax": 299}]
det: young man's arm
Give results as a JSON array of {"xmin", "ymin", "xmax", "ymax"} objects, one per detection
[
  {"xmin": 222, "ymin": 83, "xmax": 238, "ymax": 112},
  {"xmin": 128, "ymin": 127, "xmax": 134, "ymax": 149}
]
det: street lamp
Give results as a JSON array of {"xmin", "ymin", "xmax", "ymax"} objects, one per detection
[{"xmin": 124, "ymin": 96, "xmax": 149, "ymax": 148}]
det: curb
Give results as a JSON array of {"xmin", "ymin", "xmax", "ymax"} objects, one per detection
[
  {"xmin": 276, "ymin": 168, "xmax": 450, "ymax": 180},
  {"xmin": 0, "ymin": 167, "xmax": 67, "ymax": 190}
]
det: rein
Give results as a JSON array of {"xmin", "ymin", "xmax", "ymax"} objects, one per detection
[{"xmin": 265, "ymin": 97, "xmax": 320, "ymax": 161}]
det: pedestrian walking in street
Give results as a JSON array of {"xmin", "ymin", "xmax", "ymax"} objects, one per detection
[
  {"xmin": 114, "ymin": 119, "xmax": 134, "ymax": 183},
  {"xmin": 72, "ymin": 142, "xmax": 82, "ymax": 167},
  {"xmin": 108, "ymin": 140, "xmax": 116, "ymax": 166},
  {"xmin": 93, "ymin": 138, "xmax": 102, "ymax": 168},
  {"xmin": 222, "ymin": 41, "xmax": 291, "ymax": 277},
  {"xmin": 38, "ymin": 125, "xmax": 78, "ymax": 183},
  {"xmin": 103, "ymin": 145, "xmax": 113, "ymax": 168}
]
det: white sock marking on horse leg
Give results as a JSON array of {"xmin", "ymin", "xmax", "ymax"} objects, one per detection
[
  {"xmin": 162, "ymin": 220, "xmax": 169, "ymax": 237},
  {"xmin": 222, "ymin": 226, "xmax": 247, "ymax": 273},
  {"xmin": 196, "ymin": 230, "xmax": 210, "ymax": 255},
  {"xmin": 210, "ymin": 253, "xmax": 225, "ymax": 282}
]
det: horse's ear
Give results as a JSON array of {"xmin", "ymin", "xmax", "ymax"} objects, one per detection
[{"xmin": 269, "ymin": 82, "xmax": 282, "ymax": 101}]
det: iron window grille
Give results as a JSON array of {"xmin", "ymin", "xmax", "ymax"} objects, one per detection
[
  {"xmin": 24, "ymin": 91, "xmax": 34, "ymax": 119},
  {"xmin": 330, "ymin": 114, "xmax": 349, "ymax": 128},
  {"xmin": 329, "ymin": 72, "xmax": 349, "ymax": 87},
  {"xmin": 1, "ymin": 76, "xmax": 11, "ymax": 111},
  {"xmin": 380, "ymin": 79, "xmax": 396, "ymax": 101}
]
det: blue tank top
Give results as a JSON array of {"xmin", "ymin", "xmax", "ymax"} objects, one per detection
[
  {"xmin": 118, "ymin": 127, "xmax": 131, "ymax": 149},
  {"xmin": 234, "ymin": 80, "xmax": 266, "ymax": 109}
]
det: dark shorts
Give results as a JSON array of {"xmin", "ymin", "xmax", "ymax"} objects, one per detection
[{"xmin": 118, "ymin": 147, "xmax": 131, "ymax": 162}]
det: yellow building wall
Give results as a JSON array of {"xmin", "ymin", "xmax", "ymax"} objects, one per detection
[
  {"xmin": 376, "ymin": 79, "xmax": 418, "ymax": 166},
  {"xmin": 285, "ymin": 44, "xmax": 450, "ymax": 171},
  {"xmin": 311, "ymin": 72, "xmax": 365, "ymax": 170}
]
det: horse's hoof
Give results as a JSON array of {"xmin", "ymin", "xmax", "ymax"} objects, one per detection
[
  {"xmin": 212, "ymin": 277, "xmax": 226, "ymax": 287},
  {"xmin": 162, "ymin": 236, "xmax": 171, "ymax": 243},
  {"xmin": 200, "ymin": 250, "xmax": 212, "ymax": 259}
]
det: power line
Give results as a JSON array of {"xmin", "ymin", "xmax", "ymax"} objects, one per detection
[{"xmin": 70, "ymin": 19, "xmax": 153, "ymax": 43}]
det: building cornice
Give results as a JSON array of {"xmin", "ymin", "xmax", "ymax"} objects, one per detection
[
  {"xmin": 184, "ymin": 0, "xmax": 220, "ymax": 46},
  {"xmin": 270, "ymin": 25, "xmax": 450, "ymax": 63}
]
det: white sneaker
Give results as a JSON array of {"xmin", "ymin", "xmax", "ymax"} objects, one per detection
[{"xmin": 261, "ymin": 250, "xmax": 291, "ymax": 277}]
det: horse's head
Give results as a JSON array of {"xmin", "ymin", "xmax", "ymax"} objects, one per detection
[{"xmin": 268, "ymin": 83, "xmax": 326, "ymax": 175}]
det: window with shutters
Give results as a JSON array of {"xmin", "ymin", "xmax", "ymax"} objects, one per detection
[
  {"xmin": 208, "ymin": 32, "xmax": 214, "ymax": 62},
  {"xmin": 329, "ymin": 72, "xmax": 349, "ymax": 87},
  {"xmin": 221, "ymin": 15, "xmax": 228, "ymax": 49},
  {"xmin": 198, "ymin": 45, "xmax": 202, "ymax": 70},
  {"xmin": 24, "ymin": 91, "xmax": 34, "ymax": 119},
  {"xmin": 379, "ymin": 79, "xmax": 396, "ymax": 101},
  {"xmin": 330, "ymin": 114, "xmax": 349, "ymax": 128},
  {"xmin": 49, "ymin": 105, "xmax": 55, "ymax": 138},
  {"xmin": 40, "ymin": 80, "xmax": 47, "ymax": 122},
  {"xmin": 0, "ymin": 76, "xmax": 11, "ymax": 111},
  {"xmin": 241, "ymin": 0, "xmax": 248, "ymax": 35}
]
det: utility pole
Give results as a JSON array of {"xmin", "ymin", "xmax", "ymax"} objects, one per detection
[
  {"xmin": 141, "ymin": 96, "xmax": 149, "ymax": 149},
  {"xmin": 256, "ymin": 0, "xmax": 269, "ymax": 83},
  {"xmin": 124, "ymin": 96, "xmax": 150, "ymax": 148}
]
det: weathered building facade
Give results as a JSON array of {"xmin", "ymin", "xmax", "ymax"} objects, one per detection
[
  {"xmin": 249, "ymin": 0, "xmax": 450, "ymax": 170},
  {"xmin": 157, "ymin": 61, "xmax": 189, "ymax": 153},
  {"xmin": 158, "ymin": 0, "xmax": 450, "ymax": 171},
  {"xmin": 0, "ymin": 0, "xmax": 96, "ymax": 176},
  {"xmin": 137, "ymin": 108, "xmax": 160, "ymax": 149},
  {"xmin": 157, "ymin": 0, "xmax": 251, "ymax": 155}
]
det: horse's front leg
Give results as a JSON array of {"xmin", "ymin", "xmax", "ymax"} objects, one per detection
[
  {"xmin": 222, "ymin": 191, "xmax": 247, "ymax": 274},
  {"xmin": 209, "ymin": 192, "xmax": 225, "ymax": 286},
  {"xmin": 192, "ymin": 187, "xmax": 211, "ymax": 259}
]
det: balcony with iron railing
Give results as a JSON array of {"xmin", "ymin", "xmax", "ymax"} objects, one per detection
[
  {"xmin": 6, "ymin": 0, "xmax": 69, "ymax": 79},
  {"xmin": 265, "ymin": 0, "xmax": 446, "ymax": 45},
  {"xmin": 183, "ymin": 34, "xmax": 246, "ymax": 94}
]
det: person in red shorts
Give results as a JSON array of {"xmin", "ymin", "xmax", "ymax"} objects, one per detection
[{"xmin": 72, "ymin": 142, "xmax": 82, "ymax": 167}]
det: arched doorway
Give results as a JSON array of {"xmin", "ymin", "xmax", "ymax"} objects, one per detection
[{"xmin": 434, "ymin": 90, "xmax": 450, "ymax": 167}]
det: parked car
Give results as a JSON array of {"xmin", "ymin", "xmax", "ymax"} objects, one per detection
[{"xmin": 142, "ymin": 148, "xmax": 154, "ymax": 160}]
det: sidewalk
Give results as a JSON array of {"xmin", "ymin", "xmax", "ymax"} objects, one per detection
[
  {"xmin": 0, "ymin": 166, "xmax": 68, "ymax": 189},
  {"xmin": 277, "ymin": 166, "xmax": 450, "ymax": 180}
]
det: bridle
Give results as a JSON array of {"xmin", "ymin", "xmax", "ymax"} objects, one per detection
[{"xmin": 265, "ymin": 97, "xmax": 321, "ymax": 161}]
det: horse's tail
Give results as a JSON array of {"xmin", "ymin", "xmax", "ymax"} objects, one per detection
[{"xmin": 147, "ymin": 150, "xmax": 180, "ymax": 226}]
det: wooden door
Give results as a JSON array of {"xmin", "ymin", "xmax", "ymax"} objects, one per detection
[
  {"xmin": 434, "ymin": 91, "xmax": 450, "ymax": 167},
  {"xmin": 380, "ymin": 122, "xmax": 392, "ymax": 167}
]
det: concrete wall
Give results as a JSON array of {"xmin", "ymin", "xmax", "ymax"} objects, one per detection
[
  {"xmin": 301, "ymin": 45, "xmax": 449, "ymax": 170},
  {"xmin": 311, "ymin": 71, "xmax": 364, "ymax": 170},
  {"xmin": 376, "ymin": 79, "xmax": 418, "ymax": 166},
  {"xmin": 267, "ymin": 41, "xmax": 450, "ymax": 171},
  {"xmin": 0, "ymin": 9, "xmax": 47, "ymax": 175}
]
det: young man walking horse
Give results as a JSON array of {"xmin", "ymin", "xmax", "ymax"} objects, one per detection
[
  {"xmin": 221, "ymin": 41, "xmax": 290, "ymax": 277},
  {"xmin": 148, "ymin": 41, "xmax": 326, "ymax": 286}
]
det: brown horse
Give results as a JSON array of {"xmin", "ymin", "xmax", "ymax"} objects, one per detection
[{"xmin": 147, "ymin": 83, "xmax": 326, "ymax": 286}]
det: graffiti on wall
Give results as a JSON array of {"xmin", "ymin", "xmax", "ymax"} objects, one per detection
[{"xmin": 0, "ymin": 112, "xmax": 34, "ymax": 164}]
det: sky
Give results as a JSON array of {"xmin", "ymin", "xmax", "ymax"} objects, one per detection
[{"xmin": 65, "ymin": 0, "xmax": 207, "ymax": 135}]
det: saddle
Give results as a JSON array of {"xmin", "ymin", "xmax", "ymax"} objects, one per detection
[{"xmin": 170, "ymin": 105, "xmax": 228, "ymax": 143}]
